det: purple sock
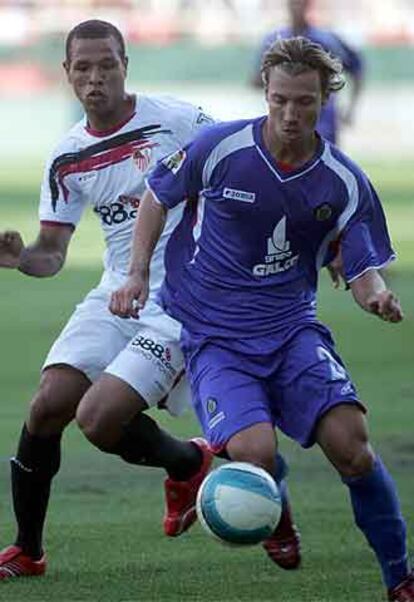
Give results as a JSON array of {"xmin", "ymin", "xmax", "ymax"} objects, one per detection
[{"xmin": 343, "ymin": 455, "xmax": 409, "ymax": 589}]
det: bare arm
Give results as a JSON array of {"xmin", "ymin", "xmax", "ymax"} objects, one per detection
[
  {"xmin": 0, "ymin": 224, "xmax": 73, "ymax": 277},
  {"xmin": 109, "ymin": 189, "xmax": 167, "ymax": 318},
  {"xmin": 129, "ymin": 189, "xmax": 167, "ymax": 279},
  {"xmin": 350, "ymin": 269, "xmax": 403, "ymax": 323}
]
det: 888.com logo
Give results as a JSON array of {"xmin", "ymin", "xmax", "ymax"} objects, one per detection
[
  {"xmin": 130, "ymin": 335, "xmax": 176, "ymax": 378},
  {"xmin": 94, "ymin": 195, "xmax": 140, "ymax": 227}
]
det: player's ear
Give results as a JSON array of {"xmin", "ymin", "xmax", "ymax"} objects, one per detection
[
  {"xmin": 123, "ymin": 55, "xmax": 129, "ymax": 75},
  {"xmin": 63, "ymin": 60, "xmax": 70, "ymax": 78}
]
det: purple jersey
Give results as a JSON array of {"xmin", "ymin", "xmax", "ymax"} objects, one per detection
[
  {"xmin": 148, "ymin": 118, "xmax": 394, "ymax": 355},
  {"xmin": 253, "ymin": 26, "xmax": 364, "ymax": 143}
]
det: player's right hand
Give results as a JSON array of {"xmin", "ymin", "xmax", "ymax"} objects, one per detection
[
  {"xmin": 367, "ymin": 290, "xmax": 403, "ymax": 323},
  {"xmin": 0, "ymin": 230, "xmax": 24, "ymax": 269},
  {"xmin": 109, "ymin": 272, "xmax": 149, "ymax": 319}
]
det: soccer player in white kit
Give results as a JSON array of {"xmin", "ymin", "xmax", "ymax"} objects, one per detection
[{"xmin": 0, "ymin": 20, "xmax": 214, "ymax": 579}]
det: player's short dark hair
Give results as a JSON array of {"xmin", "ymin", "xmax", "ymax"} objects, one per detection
[
  {"xmin": 261, "ymin": 36, "xmax": 345, "ymax": 97},
  {"xmin": 65, "ymin": 19, "xmax": 126, "ymax": 62}
]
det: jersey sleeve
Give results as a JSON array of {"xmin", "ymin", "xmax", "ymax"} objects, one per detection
[
  {"xmin": 147, "ymin": 139, "xmax": 205, "ymax": 209},
  {"xmin": 171, "ymin": 102, "xmax": 215, "ymax": 149},
  {"xmin": 341, "ymin": 176, "xmax": 395, "ymax": 282},
  {"xmin": 38, "ymin": 141, "xmax": 87, "ymax": 228}
]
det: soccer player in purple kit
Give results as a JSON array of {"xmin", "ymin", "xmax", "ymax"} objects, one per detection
[
  {"xmin": 251, "ymin": 0, "xmax": 364, "ymax": 145},
  {"xmin": 111, "ymin": 37, "xmax": 413, "ymax": 601}
]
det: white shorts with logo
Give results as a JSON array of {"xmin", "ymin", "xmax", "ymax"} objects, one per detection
[{"xmin": 43, "ymin": 270, "xmax": 188, "ymax": 416}]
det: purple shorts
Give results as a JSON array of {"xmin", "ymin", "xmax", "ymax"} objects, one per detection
[{"xmin": 186, "ymin": 327, "xmax": 365, "ymax": 451}]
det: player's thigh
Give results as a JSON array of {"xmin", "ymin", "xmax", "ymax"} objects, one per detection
[
  {"xmin": 189, "ymin": 343, "xmax": 273, "ymax": 454},
  {"xmin": 43, "ymin": 286, "xmax": 137, "ymax": 382},
  {"xmin": 28, "ymin": 365, "xmax": 90, "ymax": 436},
  {"xmin": 315, "ymin": 404, "xmax": 375, "ymax": 477},
  {"xmin": 104, "ymin": 316, "xmax": 185, "ymax": 415},
  {"xmin": 268, "ymin": 327, "xmax": 364, "ymax": 448}
]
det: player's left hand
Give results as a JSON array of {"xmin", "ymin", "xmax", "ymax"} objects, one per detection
[
  {"xmin": 0, "ymin": 230, "xmax": 24, "ymax": 268},
  {"xmin": 367, "ymin": 290, "xmax": 403, "ymax": 323},
  {"xmin": 109, "ymin": 271, "xmax": 149, "ymax": 319}
]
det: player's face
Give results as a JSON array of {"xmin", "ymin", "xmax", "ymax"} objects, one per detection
[
  {"xmin": 64, "ymin": 36, "xmax": 127, "ymax": 117},
  {"xmin": 265, "ymin": 66, "xmax": 323, "ymax": 146}
]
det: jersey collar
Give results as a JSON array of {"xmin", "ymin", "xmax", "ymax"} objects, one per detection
[
  {"xmin": 85, "ymin": 95, "xmax": 137, "ymax": 138},
  {"xmin": 253, "ymin": 116, "xmax": 325, "ymax": 182}
]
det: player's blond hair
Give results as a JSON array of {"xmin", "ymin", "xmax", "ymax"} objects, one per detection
[{"xmin": 261, "ymin": 36, "xmax": 345, "ymax": 97}]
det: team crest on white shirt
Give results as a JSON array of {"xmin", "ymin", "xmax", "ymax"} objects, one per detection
[{"xmin": 133, "ymin": 145, "xmax": 154, "ymax": 172}]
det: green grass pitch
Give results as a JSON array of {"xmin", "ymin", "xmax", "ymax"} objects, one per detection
[{"xmin": 0, "ymin": 161, "xmax": 413, "ymax": 601}]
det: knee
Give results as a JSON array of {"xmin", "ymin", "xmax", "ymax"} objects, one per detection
[
  {"xmin": 230, "ymin": 445, "xmax": 276, "ymax": 476},
  {"xmin": 28, "ymin": 367, "xmax": 88, "ymax": 435},
  {"xmin": 29, "ymin": 376, "xmax": 69, "ymax": 435},
  {"xmin": 76, "ymin": 399, "xmax": 115, "ymax": 452},
  {"xmin": 227, "ymin": 437, "xmax": 276, "ymax": 475},
  {"xmin": 334, "ymin": 443, "xmax": 376, "ymax": 478},
  {"xmin": 317, "ymin": 405, "xmax": 376, "ymax": 479}
]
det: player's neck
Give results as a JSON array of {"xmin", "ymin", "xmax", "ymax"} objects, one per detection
[
  {"xmin": 86, "ymin": 93, "xmax": 135, "ymax": 133},
  {"xmin": 263, "ymin": 122, "xmax": 318, "ymax": 168},
  {"xmin": 291, "ymin": 19, "xmax": 309, "ymax": 35}
]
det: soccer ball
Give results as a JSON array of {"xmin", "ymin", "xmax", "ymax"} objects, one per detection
[{"xmin": 196, "ymin": 462, "xmax": 282, "ymax": 546}]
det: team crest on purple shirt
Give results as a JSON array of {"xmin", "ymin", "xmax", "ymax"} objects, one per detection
[
  {"xmin": 207, "ymin": 397, "xmax": 218, "ymax": 414},
  {"xmin": 314, "ymin": 203, "xmax": 333, "ymax": 221}
]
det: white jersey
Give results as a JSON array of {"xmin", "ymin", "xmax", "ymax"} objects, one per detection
[{"xmin": 39, "ymin": 94, "xmax": 213, "ymax": 299}]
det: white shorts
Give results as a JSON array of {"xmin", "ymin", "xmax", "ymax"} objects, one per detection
[{"xmin": 43, "ymin": 270, "xmax": 188, "ymax": 415}]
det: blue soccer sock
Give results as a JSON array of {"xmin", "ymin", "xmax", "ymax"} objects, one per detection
[
  {"xmin": 343, "ymin": 455, "xmax": 409, "ymax": 589},
  {"xmin": 274, "ymin": 452, "xmax": 289, "ymax": 510},
  {"xmin": 274, "ymin": 452, "xmax": 288, "ymax": 484}
]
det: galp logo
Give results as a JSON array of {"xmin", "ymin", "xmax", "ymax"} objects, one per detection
[
  {"xmin": 253, "ymin": 216, "xmax": 299, "ymax": 277},
  {"xmin": 267, "ymin": 216, "xmax": 290, "ymax": 256}
]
